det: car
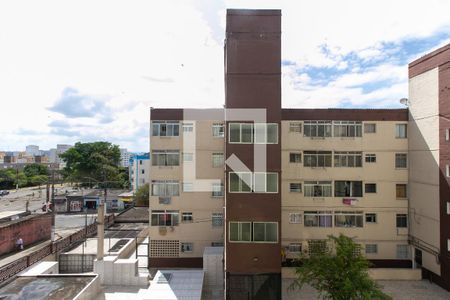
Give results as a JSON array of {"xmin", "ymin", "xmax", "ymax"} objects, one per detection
[{"xmin": 0, "ymin": 190, "xmax": 10, "ymax": 196}]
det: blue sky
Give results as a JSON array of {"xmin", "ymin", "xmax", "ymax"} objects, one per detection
[{"xmin": 0, "ymin": 0, "xmax": 449, "ymax": 152}]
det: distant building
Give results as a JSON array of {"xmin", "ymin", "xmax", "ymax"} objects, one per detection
[
  {"xmin": 130, "ymin": 153, "xmax": 150, "ymax": 191},
  {"xmin": 25, "ymin": 145, "xmax": 39, "ymax": 156},
  {"xmin": 120, "ymin": 148, "xmax": 130, "ymax": 167}
]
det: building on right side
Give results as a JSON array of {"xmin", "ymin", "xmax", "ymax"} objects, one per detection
[{"xmin": 408, "ymin": 44, "xmax": 450, "ymax": 289}]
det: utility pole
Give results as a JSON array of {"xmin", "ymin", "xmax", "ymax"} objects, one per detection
[
  {"xmin": 51, "ymin": 168, "xmax": 56, "ymax": 242},
  {"xmin": 15, "ymin": 165, "xmax": 19, "ymax": 191},
  {"xmin": 97, "ymin": 175, "xmax": 106, "ymax": 261}
]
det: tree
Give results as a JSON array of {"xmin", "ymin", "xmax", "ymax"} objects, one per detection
[
  {"xmin": 59, "ymin": 141, "xmax": 122, "ymax": 187},
  {"xmin": 290, "ymin": 234, "xmax": 392, "ymax": 300},
  {"xmin": 23, "ymin": 164, "xmax": 49, "ymax": 177},
  {"xmin": 134, "ymin": 183, "xmax": 149, "ymax": 206}
]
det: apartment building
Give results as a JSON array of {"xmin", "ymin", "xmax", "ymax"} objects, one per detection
[{"xmin": 130, "ymin": 153, "xmax": 150, "ymax": 192}]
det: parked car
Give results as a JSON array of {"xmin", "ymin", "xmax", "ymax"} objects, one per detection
[{"xmin": 0, "ymin": 190, "xmax": 10, "ymax": 196}]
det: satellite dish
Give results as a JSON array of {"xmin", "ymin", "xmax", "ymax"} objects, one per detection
[{"xmin": 399, "ymin": 98, "xmax": 408, "ymax": 106}]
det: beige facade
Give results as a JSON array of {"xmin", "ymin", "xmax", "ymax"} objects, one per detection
[{"xmin": 281, "ymin": 120, "xmax": 409, "ymax": 261}]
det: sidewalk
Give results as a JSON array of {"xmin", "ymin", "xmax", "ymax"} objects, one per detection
[{"xmin": 0, "ymin": 239, "xmax": 52, "ymax": 268}]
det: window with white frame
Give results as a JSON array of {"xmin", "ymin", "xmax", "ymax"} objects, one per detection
[
  {"xmin": 181, "ymin": 242, "xmax": 193, "ymax": 252},
  {"xmin": 396, "ymin": 214, "xmax": 408, "ymax": 228},
  {"xmin": 396, "ymin": 244, "xmax": 409, "ymax": 259},
  {"xmin": 254, "ymin": 172, "xmax": 278, "ymax": 193},
  {"xmin": 364, "ymin": 123, "xmax": 376, "ymax": 133},
  {"xmin": 365, "ymin": 154, "xmax": 376, "ymax": 163},
  {"xmin": 229, "ymin": 222, "xmax": 251, "ymax": 242},
  {"xmin": 446, "ymin": 165, "xmax": 450, "ymax": 177},
  {"xmin": 289, "ymin": 213, "xmax": 302, "ymax": 224},
  {"xmin": 212, "ymin": 183, "xmax": 224, "ymax": 197},
  {"xmin": 334, "ymin": 121, "xmax": 362, "ymax": 137},
  {"xmin": 212, "ymin": 123, "xmax": 225, "ymax": 137},
  {"xmin": 289, "ymin": 152, "xmax": 302, "ymax": 163},
  {"xmin": 365, "ymin": 244, "xmax": 378, "ymax": 254},
  {"xmin": 334, "ymin": 181, "xmax": 363, "ymax": 197},
  {"xmin": 395, "ymin": 124, "xmax": 407, "ymax": 138},
  {"xmin": 253, "ymin": 222, "xmax": 278, "ymax": 242},
  {"xmin": 152, "ymin": 150, "xmax": 180, "ymax": 166},
  {"xmin": 304, "ymin": 181, "xmax": 332, "ymax": 197},
  {"xmin": 229, "ymin": 123, "xmax": 253, "ymax": 143},
  {"xmin": 289, "ymin": 243, "xmax": 302, "ymax": 253},
  {"xmin": 303, "ymin": 121, "xmax": 332, "ymax": 137},
  {"xmin": 334, "ymin": 151, "xmax": 362, "ymax": 167},
  {"xmin": 289, "ymin": 183, "xmax": 302, "ymax": 193},
  {"xmin": 365, "ymin": 213, "xmax": 377, "ymax": 223},
  {"xmin": 254, "ymin": 123, "xmax": 278, "ymax": 144},
  {"xmin": 182, "ymin": 152, "xmax": 193, "ymax": 162},
  {"xmin": 151, "ymin": 210, "xmax": 179, "ymax": 226},
  {"xmin": 182, "ymin": 212, "xmax": 193, "ymax": 222},
  {"xmin": 182, "ymin": 122, "xmax": 194, "ymax": 133},
  {"xmin": 304, "ymin": 151, "xmax": 332, "ymax": 167},
  {"xmin": 289, "ymin": 122, "xmax": 302, "ymax": 133},
  {"xmin": 182, "ymin": 182, "xmax": 193, "ymax": 192},
  {"xmin": 308, "ymin": 240, "xmax": 328, "ymax": 256},
  {"xmin": 365, "ymin": 183, "xmax": 377, "ymax": 193},
  {"xmin": 229, "ymin": 172, "xmax": 252, "ymax": 193},
  {"xmin": 212, "ymin": 153, "xmax": 224, "ymax": 167},
  {"xmin": 304, "ymin": 211, "xmax": 333, "ymax": 227},
  {"xmin": 395, "ymin": 153, "xmax": 408, "ymax": 168},
  {"xmin": 152, "ymin": 121, "xmax": 180, "ymax": 137},
  {"xmin": 446, "ymin": 128, "xmax": 450, "ymax": 141},
  {"xmin": 334, "ymin": 211, "xmax": 364, "ymax": 228},
  {"xmin": 212, "ymin": 213, "xmax": 223, "ymax": 227},
  {"xmin": 151, "ymin": 180, "xmax": 179, "ymax": 196}
]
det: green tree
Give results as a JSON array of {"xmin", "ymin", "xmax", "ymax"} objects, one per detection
[
  {"xmin": 59, "ymin": 141, "xmax": 122, "ymax": 187},
  {"xmin": 29, "ymin": 175, "xmax": 48, "ymax": 187},
  {"xmin": 23, "ymin": 164, "xmax": 49, "ymax": 177},
  {"xmin": 290, "ymin": 234, "xmax": 392, "ymax": 300},
  {"xmin": 134, "ymin": 183, "xmax": 149, "ymax": 206}
]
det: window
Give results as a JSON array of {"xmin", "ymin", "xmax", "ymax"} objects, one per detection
[
  {"xmin": 253, "ymin": 222, "xmax": 278, "ymax": 242},
  {"xmin": 395, "ymin": 124, "xmax": 407, "ymax": 138},
  {"xmin": 308, "ymin": 240, "xmax": 328, "ymax": 256},
  {"xmin": 396, "ymin": 245, "xmax": 409, "ymax": 259},
  {"xmin": 254, "ymin": 173, "xmax": 278, "ymax": 193},
  {"xmin": 229, "ymin": 172, "xmax": 252, "ymax": 193},
  {"xmin": 212, "ymin": 123, "xmax": 225, "ymax": 137},
  {"xmin": 364, "ymin": 123, "xmax": 376, "ymax": 133},
  {"xmin": 396, "ymin": 214, "xmax": 408, "ymax": 228},
  {"xmin": 304, "ymin": 211, "xmax": 333, "ymax": 227},
  {"xmin": 289, "ymin": 152, "xmax": 302, "ymax": 163},
  {"xmin": 254, "ymin": 123, "xmax": 278, "ymax": 144},
  {"xmin": 303, "ymin": 121, "xmax": 332, "ymax": 137},
  {"xmin": 152, "ymin": 150, "xmax": 180, "ymax": 166},
  {"xmin": 304, "ymin": 181, "xmax": 332, "ymax": 197},
  {"xmin": 447, "ymin": 165, "xmax": 450, "ymax": 177},
  {"xmin": 289, "ymin": 213, "xmax": 302, "ymax": 224},
  {"xmin": 152, "ymin": 121, "xmax": 180, "ymax": 137},
  {"xmin": 141, "ymin": 169, "xmax": 145, "ymax": 174},
  {"xmin": 333, "ymin": 121, "xmax": 362, "ymax": 137},
  {"xmin": 304, "ymin": 151, "xmax": 332, "ymax": 167},
  {"xmin": 182, "ymin": 122, "xmax": 194, "ymax": 133},
  {"xmin": 335, "ymin": 211, "xmax": 364, "ymax": 228},
  {"xmin": 365, "ymin": 183, "xmax": 377, "ymax": 193},
  {"xmin": 335, "ymin": 181, "xmax": 363, "ymax": 197},
  {"xmin": 182, "ymin": 212, "xmax": 193, "ymax": 222},
  {"xmin": 212, "ymin": 183, "xmax": 224, "ymax": 197},
  {"xmin": 365, "ymin": 244, "xmax": 378, "ymax": 254},
  {"xmin": 151, "ymin": 210, "xmax": 179, "ymax": 226},
  {"xmin": 183, "ymin": 152, "xmax": 193, "ymax": 162},
  {"xmin": 446, "ymin": 128, "xmax": 450, "ymax": 141},
  {"xmin": 395, "ymin": 153, "xmax": 407, "ymax": 168},
  {"xmin": 229, "ymin": 123, "xmax": 253, "ymax": 143},
  {"xmin": 212, "ymin": 213, "xmax": 223, "ymax": 227},
  {"xmin": 212, "ymin": 153, "xmax": 224, "ymax": 167},
  {"xmin": 365, "ymin": 213, "xmax": 377, "ymax": 223},
  {"xmin": 396, "ymin": 184, "xmax": 407, "ymax": 199},
  {"xmin": 289, "ymin": 183, "xmax": 302, "ymax": 193},
  {"xmin": 181, "ymin": 242, "xmax": 193, "ymax": 252},
  {"xmin": 139, "ymin": 160, "xmax": 143, "ymax": 165},
  {"xmin": 365, "ymin": 154, "xmax": 376, "ymax": 163},
  {"xmin": 151, "ymin": 180, "xmax": 179, "ymax": 196},
  {"xmin": 289, "ymin": 122, "xmax": 302, "ymax": 133},
  {"xmin": 229, "ymin": 222, "xmax": 251, "ymax": 242},
  {"xmin": 334, "ymin": 151, "xmax": 362, "ymax": 167},
  {"xmin": 211, "ymin": 242, "xmax": 224, "ymax": 247},
  {"xmin": 182, "ymin": 182, "xmax": 193, "ymax": 192},
  {"xmin": 289, "ymin": 243, "xmax": 302, "ymax": 253}
]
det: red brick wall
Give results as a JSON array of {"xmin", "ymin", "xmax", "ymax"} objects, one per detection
[{"xmin": 0, "ymin": 214, "xmax": 52, "ymax": 255}]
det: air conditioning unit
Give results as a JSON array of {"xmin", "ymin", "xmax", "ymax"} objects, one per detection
[{"xmin": 159, "ymin": 226, "xmax": 167, "ymax": 235}]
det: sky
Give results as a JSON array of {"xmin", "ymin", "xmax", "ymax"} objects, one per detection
[{"xmin": 0, "ymin": 0, "xmax": 450, "ymax": 152}]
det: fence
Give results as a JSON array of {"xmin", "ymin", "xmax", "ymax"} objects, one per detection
[{"xmin": 0, "ymin": 214, "xmax": 114, "ymax": 285}]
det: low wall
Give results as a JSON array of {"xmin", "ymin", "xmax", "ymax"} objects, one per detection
[
  {"xmin": 73, "ymin": 275, "xmax": 101, "ymax": 300},
  {"xmin": 282, "ymin": 267, "xmax": 422, "ymax": 281},
  {"xmin": 0, "ymin": 214, "xmax": 52, "ymax": 255}
]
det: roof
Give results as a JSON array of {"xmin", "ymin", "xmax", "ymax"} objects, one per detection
[{"xmin": 142, "ymin": 270, "xmax": 204, "ymax": 300}]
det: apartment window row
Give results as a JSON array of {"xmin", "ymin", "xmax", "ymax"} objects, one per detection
[
  {"xmin": 229, "ymin": 123, "xmax": 278, "ymax": 144},
  {"xmin": 229, "ymin": 222, "xmax": 278, "ymax": 243},
  {"xmin": 151, "ymin": 180, "xmax": 180, "ymax": 197},
  {"xmin": 299, "ymin": 211, "xmax": 407, "ymax": 228},
  {"xmin": 152, "ymin": 150, "xmax": 180, "ymax": 166},
  {"xmin": 289, "ymin": 151, "xmax": 407, "ymax": 169},
  {"xmin": 229, "ymin": 172, "xmax": 278, "ymax": 193},
  {"xmin": 152, "ymin": 211, "xmax": 223, "ymax": 227},
  {"xmin": 152, "ymin": 121, "xmax": 180, "ymax": 137}
]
